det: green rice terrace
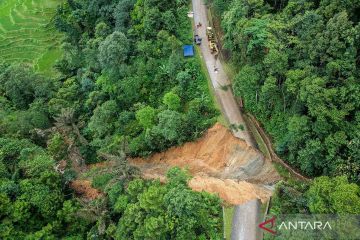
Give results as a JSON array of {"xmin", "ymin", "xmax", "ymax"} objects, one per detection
[{"xmin": 0, "ymin": 0, "xmax": 62, "ymax": 75}]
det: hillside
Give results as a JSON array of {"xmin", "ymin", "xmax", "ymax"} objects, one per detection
[
  {"xmin": 1, "ymin": 0, "xmax": 360, "ymax": 239},
  {"xmin": 0, "ymin": 0, "xmax": 62, "ymax": 75},
  {"xmin": 208, "ymin": 0, "xmax": 360, "ymax": 180},
  {"xmin": 131, "ymin": 123, "xmax": 280, "ymax": 204},
  {"xmin": 0, "ymin": 0, "xmax": 225, "ymax": 238},
  {"xmin": 206, "ymin": 0, "xmax": 360, "ymax": 236}
]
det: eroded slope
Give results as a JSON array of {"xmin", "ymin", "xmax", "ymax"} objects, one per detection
[{"xmin": 130, "ymin": 123, "xmax": 281, "ymax": 204}]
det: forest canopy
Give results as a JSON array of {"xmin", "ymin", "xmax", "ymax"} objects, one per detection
[
  {"xmin": 2, "ymin": 0, "xmax": 360, "ymax": 238},
  {"xmin": 0, "ymin": 0, "xmax": 223, "ymax": 238},
  {"xmin": 52, "ymin": 0, "xmax": 218, "ymax": 158},
  {"xmin": 208, "ymin": 0, "xmax": 360, "ymax": 181}
]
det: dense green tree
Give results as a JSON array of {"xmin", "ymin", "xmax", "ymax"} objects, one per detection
[
  {"xmin": 114, "ymin": 168, "xmax": 222, "ymax": 239},
  {"xmin": 0, "ymin": 65, "xmax": 55, "ymax": 140},
  {"xmin": 114, "ymin": 0, "xmax": 136, "ymax": 31},
  {"xmin": 0, "ymin": 65, "xmax": 37, "ymax": 109},
  {"xmin": 153, "ymin": 110, "xmax": 184, "ymax": 143},
  {"xmin": 48, "ymin": 77, "xmax": 81, "ymax": 116},
  {"xmin": 306, "ymin": 176, "xmax": 360, "ymax": 214},
  {"xmin": 217, "ymin": 0, "xmax": 360, "ymax": 178},
  {"xmin": 135, "ymin": 106, "xmax": 157, "ymax": 130},
  {"xmin": 98, "ymin": 31, "xmax": 129, "ymax": 71},
  {"xmin": 47, "ymin": 133, "xmax": 68, "ymax": 161},
  {"xmin": 0, "ymin": 107, "xmax": 50, "ymax": 138},
  {"xmin": 163, "ymin": 91, "xmax": 181, "ymax": 111},
  {"xmin": 233, "ymin": 65, "xmax": 261, "ymax": 113},
  {"xmin": 88, "ymin": 100, "xmax": 118, "ymax": 138},
  {"xmin": 0, "ymin": 139, "xmax": 89, "ymax": 238},
  {"xmin": 52, "ymin": 0, "xmax": 217, "ymax": 157}
]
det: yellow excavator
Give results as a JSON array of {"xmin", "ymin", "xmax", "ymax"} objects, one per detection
[{"xmin": 206, "ymin": 27, "xmax": 219, "ymax": 55}]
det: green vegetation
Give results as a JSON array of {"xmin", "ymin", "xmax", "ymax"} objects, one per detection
[
  {"xmin": 224, "ymin": 207, "xmax": 234, "ymax": 239},
  {"xmin": 0, "ymin": 0, "xmax": 63, "ymax": 75},
  {"xmin": 0, "ymin": 0, "xmax": 223, "ymax": 238},
  {"xmin": 265, "ymin": 175, "xmax": 360, "ymax": 239},
  {"xmin": 53, "ymin": 0, "xmax": 218, "ymax": 158},
  {"xmin": 208, "ymin": 0, "xmax": 360, "ymax": 182},
  {"xmin": 4, "ymin": 0, "xmax": 359, "ymax": 237},
  {"xmin": 270, "ymin": 176, "xmax": 360, "ymax": 215},
  {"xmin": 206, "ymin": 0, "xmax": 360, "ymax": 219},
  {"xmin": 243, "ymin": 114, "xmax": 271, "ymax": 159},
  {"xmin": 266, "ymin": 177, "xmax": 360, "ymax": 239},
  {"xmin": 0, "ymin": 138, "xmax": 89, "ymax": 239},
  {"xmin": 110, "ymin": 168, "xmax": 223, "ymax": 239}
]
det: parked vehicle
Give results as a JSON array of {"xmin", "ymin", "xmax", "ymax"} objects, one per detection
[
  {"xmin": 206, "ymin": 27, "xmax": 218, "ymax": 55},
  {"xmin": 194, "ymin": 34, "xmax": 202, "ymax": 45}
]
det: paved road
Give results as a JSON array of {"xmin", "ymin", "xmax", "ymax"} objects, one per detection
[
  {"xmin": 191, "ymin": 1, "xmax": 261, "ymax": 239},
  {"xmin": 231, "ymin": 200, "xmax": 262, "ymax": 240},
  {"xmin": 191, "ymin": 0, "xmax": 256, "ymax": 148}
]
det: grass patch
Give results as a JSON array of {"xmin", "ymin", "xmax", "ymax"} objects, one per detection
[
  {"xmin": 273, "ymin": 162, "xmax": 306, "ymax": 189},
  {"xmin": 0, "ymin": 0, "xmax": 63, "ymax": 76},
  {"xmin": 273, "ymin": 162, "xmax": 300, "ymax": 183},
  {"xmin": 221, "ymin": 60, "xmax": 238, "ymax": 80},
  {"xmin": 223, "ymin": 206, "xmax": 234, "ymax": 239},
  {"xmin": 92, "ymin": 173, "xmax": 114, "ymax": 191},
  {"xmin": 243, "ymin": 114, "xmax": 271, "ymax": 159},
  {"xmin": 80, "ymin": 166, "xmax": 101, "ymax": 180}
]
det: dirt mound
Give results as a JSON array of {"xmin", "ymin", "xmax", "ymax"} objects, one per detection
[
  {"xmin": 70, "ymin": 180, "xmax": 102, "ymax": 200},
  {"xmin": 130, "ymin": 123, "xmax": 280, "ymax": 205},
  {"xmin": 189, "ymin": 177, "xmax": 272, "ymax": 205}
]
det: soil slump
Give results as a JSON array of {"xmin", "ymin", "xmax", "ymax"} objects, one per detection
[{"xmin": 130, "ymin": 123, "xmax": 280, "ymax": 204}]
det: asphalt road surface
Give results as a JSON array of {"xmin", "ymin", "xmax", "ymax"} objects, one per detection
[
  {"xmin": 191, "ymin": 0, "xmax": 262, "ymax": 239},
  {"xmin": 191, "ymin": 0, "xmax": 256, "ymax": 148},
  {"xmin": 231, "ymin": 200, "xmax": 262, "ymax": 240}
]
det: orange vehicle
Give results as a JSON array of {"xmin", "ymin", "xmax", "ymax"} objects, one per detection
[{"xmin": 206, "ymin": 27, "xmax": 218, "ymax": 55}]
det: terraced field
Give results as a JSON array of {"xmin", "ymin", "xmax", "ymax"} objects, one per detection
[{"xmin": 0, "ymin": 0, "xmax": 63, "ymax": 75}]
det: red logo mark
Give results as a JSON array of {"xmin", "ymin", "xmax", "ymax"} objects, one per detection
[{"xmin": 259, "ymin": 216, "xmax": 277, "ymax": 235}]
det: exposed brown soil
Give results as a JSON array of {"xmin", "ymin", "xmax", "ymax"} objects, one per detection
[
  {"xmin": 70, "ymin": 180, "xmax": 102, "ymax": 200},
  {"xmin": 69, "ymin": 123, "xmax": 281, "ymax": 204},
  {"xmin": 130, "ymin": 123, "xmax": 280, "ymax": 205},
  {"xmin": 189, "ymin": 177, "xmax": 272, "ymax": 205}
]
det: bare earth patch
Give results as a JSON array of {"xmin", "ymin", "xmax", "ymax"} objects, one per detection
[
  {"xmin": 70, "ymin": 180, "xmax": 102, "ymax": 200},
  {"xmin": 130, "ymin": 123, "xmax": 281, "ymax": 205}
]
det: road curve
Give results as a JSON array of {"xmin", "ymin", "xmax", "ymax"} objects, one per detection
[{"xmin": 191, "ymin": 1, "xmax": 262, "ymax": 239}]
